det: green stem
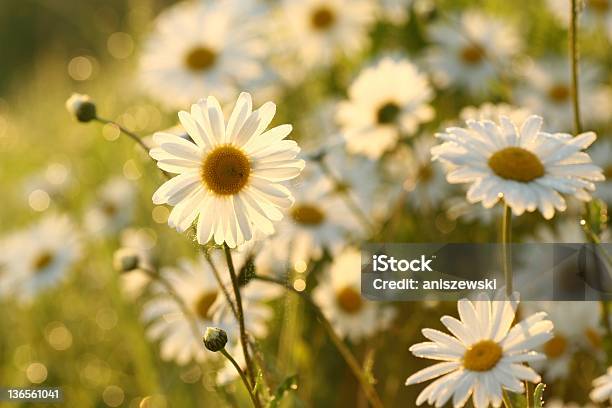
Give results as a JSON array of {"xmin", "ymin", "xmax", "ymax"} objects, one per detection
[
  {"xmin": 502, "ymin": 203, "xmax": 513, "ymax": 296},
  {"xmin": 569, "ymin": 0, "xmax": 582, "ymax": 135},
  {"xmin": 254, "ymin": 275, "xmax": 384, "ymax": 408},
  {"xmin": 223, "ymin": 244, "xmax": 260, "ymax": 407},
  {"xmin": 502, "ymin": 389, "xmax": 514, "ymax": 408},
  {"xmin": 220, "ymin": 348, "xmax": 260, "ymax": 408},
  {"xmin": 202, "ymin": 248, "xmax": 238, "ymax": 319}
]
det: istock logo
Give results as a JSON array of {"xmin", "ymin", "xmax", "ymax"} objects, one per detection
[{"xmin": 372, "ymin": 254, "xmax": 434, "ymax": 272}]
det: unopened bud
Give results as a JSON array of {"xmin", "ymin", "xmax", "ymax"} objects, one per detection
[
  {"xmin": 203, "ymin": 327, "xmax": 227, "ymax": 352},
  {"xmin": 65, "ymin": 93, "xmax": 97, "ymax": 122},
  {"xmin": 113, "ymin": 248, "xmax": 140, "ymax": 272}
]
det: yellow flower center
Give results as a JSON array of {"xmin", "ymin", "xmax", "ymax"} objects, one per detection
[
  {"xmin": 33, "ymin": 251, "xmax": 54, "ymax": 273},
  {"xmin": 376, "ymin": 102, "xmax": 401, "ymax": 125},
  {"xmin": 548, "ymin": 84, "xmax": 570, "ymax": 103},
  {"xmin": 459, "ymin": 45, "xmax": 485, "ymax": 65},
  {"xmin": 336, "ymin": 286, "xmax": 362, "ymax": 314},
  {"xmin": 102, "ymin": 201, "xmax": 118, "ymax": 216},
  {"xmin": 543, "ymin": 334, "xmax": 567, "ymax": 358},
  {"xmin": 311, "ymin": 7, "xmax": 336, "ymax": 30},
  {"xmin": 194, "ymin": 291, "xmax": 218, "ymax": 320},
  {"xmin": 585, "ymin": 328, "xmax": 602, "ymax": 349},
  {"xmin": 488, "ymin": 147, "xmax": 545, "ymax": 182},
  {"xmin": 602, "ymin": 165, "xmax": 612, "ymax": 179},
  {"xmin": 417, "ymin": 165, "xmax": 434, "ymax": 183},
  {"xmin": 291, "ymin": 204, "xmax": 325, "ymax": 226},
  {"xmin": 589, "ymin": 0, "xmax": 609, "ymax": 13},
  {"xmin": 201, "ymin": 145, "xmax": 251, "ymax": 196},
  {"xmin": 184, "ymin": 46, "xmax": 217, "ymax": 72},
  {"xmin": 463, "ymin": 340, "xmax": 503, "ymax": 371}
]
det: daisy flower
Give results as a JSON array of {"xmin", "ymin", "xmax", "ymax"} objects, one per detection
[
  {"xmin": 405, "ymin": 293, "xmax": 553, "ymax": 408},
  {"xmin": 279, "ymin": 0, "xmax": 375, "ymax": 68},
  {"xmin": 139, "ymin": 0, "xmax": 266, "ymax": 109},
  {"xmin": 384, "ymin": 137, "xmax": 452, "ymax": 211},
  {"xmin": 589, "ymin": 138, "xmax": 612, "ymax": 203},
  {"xmin": 516, "ymin": 57, "xmax": 611, "ymax": 130},
  {"xmin": 85, "ymin": 177, "xmax": 135, "ymax": 237},
  {"xmin": 591, "ymin": 367, "xmax": 612, "ymax": 405},
  {"xmin": 522, "ymin": 301, "xmax": 603, "ymax": 381},
  {"xmin": 426, "ymin": 11, "xmax": 521, "ymax": 94},
  {"xmin": 313, "ymin": 247, "xmax": 396, "ymax": 342},
  {"xmin": 337, "ymin": 58, "xmax": 434, "ymax": 158},
  {"xmin": 150, "ymin": 92, "xmax": 305, "ymax": 248},
  {"xmin": 431, "ymin": 114, "xmax": 605, "ymax": 219},
  {"xmin": 142, "ymin": 256, "xmax": 272, "ymax": 365},
  {"xmin": 0, "ymin": 214, "xmax": 82, "ymax": 303}
]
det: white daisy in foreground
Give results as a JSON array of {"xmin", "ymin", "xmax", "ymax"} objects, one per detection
[
  {"xmin": 313, "ymin": 247, "xmax": 396, "ymax": 342},
  {"xmin": 85, "ymin": 177, "xmax": 135, "ymax": 237},
  {"xmin": 591, "ymin": 367, "xmax": 612, "ymax": 405},
  {"xmin": 0, "ymin": 214, "xmax": 82, "ymax": 303},
  {"xmin": 140, "ymin": 0, "xmax": 265, "ymax": 108},
  {"xmin": 337, "ymin": 58, "xmax": 434, "ymax": 158},
  {"xmin": 523, "ymin": 302, "xmax": 603, "ymax": 381},
  {"xmin": 142, "ymin": 256, "xmax": 272, "ymax": 365},
  {"xmin": 426, "ymin": 11, "xmax": 521, "ymax": 94},
  {"xmin": 516, "ymin": 58, "xmax": 611, "ymax": 130},
  {"xmin": 405, "ymin": 293, "xmax": 553, "ymax": 408},
  {"xmin": 431, "ymin": 115, "xmax": 605, "ymax": 219},
  {"xmin": 150, "ymin": 92, "xmax": 305, "ymax": 248},
  {"xmin": 280, "ymin": 0, "xmax": 374, "ymax": 68}
]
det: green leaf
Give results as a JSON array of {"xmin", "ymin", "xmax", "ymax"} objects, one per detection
[
  {"xmin": 266, "ymin": 375, "xmax": 298, "ymax": 408},
  {"xmin": 532, "ymin": 383, "xmax": 546, "ymax": 408}
]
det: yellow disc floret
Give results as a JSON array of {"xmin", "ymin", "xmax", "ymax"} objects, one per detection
[
  {"xmin": 201, "ymin": 145, "xmax": 251, "ymax": 196},
  {"xmin": 463, "ymin": 340, "xmax": 503, "ymax": 371},
  {"xmin": 488, "ymin": 147, "xmax": 545, "ymax": 182}
]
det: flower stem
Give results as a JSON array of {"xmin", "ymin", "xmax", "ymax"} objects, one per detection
[
  {"xmin": 223, "ymin": 243, "xmax": 260, "ymax": 406},
  {"xmin": 253, "ymin": 274, "xmax": 384, "ymax": 408},
  {"xmin": 569, "ymin": 0, "xmax": 582, "ymax": 135},
  {"xmin": 502, "ymin": 203, "xmax": 513, "ymax": 296},
  {"xmin": 94, "ymin": 116, "xmax": 171, "ymax": 179},
  {"xmin": 202, "ymin": 248, "xmax": 238, "ymax": 319},
  {"xmin": 220, "ymin": 348, "xmax": 260, "ymax": 408},
  {"xmin": 502, "ymin": 389, "xmax": 514, "ymax": 408}
]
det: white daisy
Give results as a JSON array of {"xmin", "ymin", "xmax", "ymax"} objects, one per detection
[
  {"xmin": 384, "ymin": 137, "xmax": 452, "ymax": 211},
  {"xmin": 589, "ymin": 138, "xmax": 612, "ymax": 203},
  {"xmin": 591, "ymin": 366, "xmax": 612, "ymax": 405},
  {"xmin": 405, "ymin": 293, "xmax": 553, "ymax": 408},
  {"xmin": 516, "ymin": 57, "xmax": 611, "ymax": 130},
  {"xmin": 0, "ymin": 214, "xmax": 82, "ymax": 303},
  {"xmin": 279, "ymin": 0, "xmax": 375, "ymax": 68},
  {"xmin": 546, "ymin": 0, "xmax": 612, "ymax": 42},
  {"xmin": 139, "ymin": 0, "xmax": 266, "ymax": 109},
  {"xmin": 150, "ymin": 92, "xmax": 305, "ymax": 248},
  {"xmin": 522, "ymin": 301, "xmax": 603, "ymax": 381},
  {"xmin": 337, "ymin": 57, "xmax": 435, "ymax": 159},
  {"xmin": 85, "ymin": 177, "xmax": 135, "ymax": 237},
  {"xmin": 118, "ymin": 228, "xmax": 157, "ymax": 300},
  {"xmin": 431, "ymin": 114, "xmax": 605, "ymax": 219},
  {"xmin": 426, "ymin": 11, "xmax": 521, "ymax": 94},
  {"xmin": 142, "ymin": 256, "xmax": 272, "ymax": 365},
  {"xmin": 313, "ymin": 247, "xmax": 396, "ymax": 342}
]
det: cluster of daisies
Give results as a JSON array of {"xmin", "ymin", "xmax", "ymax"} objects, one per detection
[{"xmin": 2, "ymin": 0, "xmax": 612, "ymax": 406}]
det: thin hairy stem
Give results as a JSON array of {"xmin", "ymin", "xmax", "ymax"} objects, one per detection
[
  {"xmin": 569, "ymin": 0, "xmax": 582, "ymax": 134},
  {"xmin": 502, "ymin": 389, "xmax": 514, "ymax": 408},
  {"xmin": 501, "ymin": 203, "xmax": 513, "ymax": 296},
  {"xmin": 223, "ymin": 244, "xmax": 260, "ymax": 406},
  {"xmin": 254, "ymin": 274, "xmax": 384, "ymax": 408},
  {"xmin": 202, "ymin": 248, "xmax": 238, "ymax": 319},
  {"xmin": 220, "ymin": 348, "xmax": 260, "ymax": 408}
]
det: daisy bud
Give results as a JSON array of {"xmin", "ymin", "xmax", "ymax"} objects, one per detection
[
  {"xmin": 65, "ymin": 93, "xmax": 97, "ymax": 122},
  {"xmin": 113, "ymin": 248, "xmax": 140, "ymax": 273},
  {"xmin": 203, "ymin": 327, "xmax": 227, "ymax": 352}
]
